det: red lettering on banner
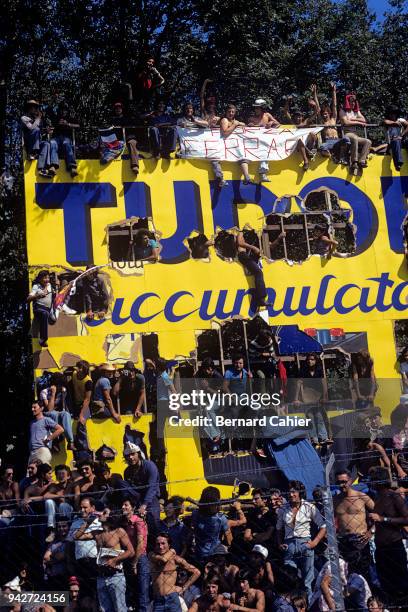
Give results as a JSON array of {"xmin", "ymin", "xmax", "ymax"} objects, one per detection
[
  {"xmin": 183, "ymin": 139, "xmax": 202, "ymax": 155},
  {"xmin": 242, "ymin": 137, "xmax": 261, "ymax": 160},
  {"xmin": 204, "ymin": 140, "xmax": 221, "ymax": 158},
  {"xmin": 266, "ymin": 139, "xmax": 281, "ymax": 159},
  {"xmin": 285, "ymin": 137, "xmax": 298, "ymax": 155},
  {"xmin": 242, "ymin": 127, "xmax": 258, "ymax": 135},
  {"xmin": 224, "ymin": 138, "xmax": 241, "ymax": 160}
]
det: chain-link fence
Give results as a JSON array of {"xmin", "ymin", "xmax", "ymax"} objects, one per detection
[{"xmin": 1, "ymin": 462, "xmax": 408, "ymax": 612}]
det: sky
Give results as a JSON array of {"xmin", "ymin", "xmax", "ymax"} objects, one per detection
[{"xmin": 368, "ymin": 0, "xmax": 390, "ymax": 20}]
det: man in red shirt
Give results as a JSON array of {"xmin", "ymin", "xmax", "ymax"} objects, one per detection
[
  {"xmin": 121, "ymin": 498, "xmax": 150, "ymax": 612},
  {"xmin": 135, "ymin": 57, "xmax": 165, "ymax": 111}
]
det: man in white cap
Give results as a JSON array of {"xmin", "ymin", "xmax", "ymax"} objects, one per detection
[
  {"xmin": 248, "ymin": 98, "xmax": 280, "ymax": 183},
  {"xmin": 123, "ymin": 442, "xmax": 161, "ymax": 526},
  {"xmin": 21, "ymin": 98, "xmax": 59, "ymax": 178}
]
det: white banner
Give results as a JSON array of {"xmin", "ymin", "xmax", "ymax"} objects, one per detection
[{"xmin": 177, "ymin": 126, "xmax": 323, "ymax": 162}]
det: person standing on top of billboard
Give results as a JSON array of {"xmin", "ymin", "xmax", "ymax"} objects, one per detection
[
  {"xmin": 247, "ymin": 98, "xmax": 280, "ymax": 183},
  {"xmin": 134, "ymin": 56, "xmax": 165, "ymax": 111}
]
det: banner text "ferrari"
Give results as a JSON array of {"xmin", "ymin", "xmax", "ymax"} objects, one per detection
[{"xmin": 177, "ymin": 126, "xmax": 323, "ymax": 161}]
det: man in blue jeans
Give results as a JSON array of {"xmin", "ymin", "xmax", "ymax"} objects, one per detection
[
  {"xmin": 21, "ymin": 99, "xmax": 59, "ymax": 177},
  {"xmin": 383, "ymin": 105, "xmax": 408, "ymax": 171},
  {"xmin": 75, "ymin": 512, "xmax": 134, "ymax": 612},
  {"xmin": 52, "ymin": 102, "xmax": 79, "ymax": 177},
  {"xmin": 276, "ymin": 480, "xmax": 326, "ymax": 603},
  {"xmin": 121, "ymin": 498, "xmax": 150, "ymax": 612},
  {"xmin": 149, "ymin": 533, "xmax": 200, "ymax": 611}
]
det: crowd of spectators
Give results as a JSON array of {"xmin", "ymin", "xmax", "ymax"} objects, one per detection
[
  {"xmin": 2, "ymin": 341, "xmax": 408, "ymax": 610},
  {"xmin": 21, "ymin": 76, "xmax": 408, "ymax": 182},
  {"xmin": 14, "ymin": 60, "xmax": 408, "ymax": 612},
  {"xmin": 1, "ymin": 461, "xmax": 408, "ymax": 612}
]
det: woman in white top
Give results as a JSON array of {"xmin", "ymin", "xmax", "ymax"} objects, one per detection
[{"xmin": 339, "ymin": 93, "xmax": 372, "ymax": 173}]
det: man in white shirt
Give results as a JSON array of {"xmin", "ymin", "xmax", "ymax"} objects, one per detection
[
  {"xmin": 339, "ymin": 93, "xmax": 371, "ymax": 173},
  {"xmin": 276, "ymin": 480, "xmax": 326, "ymax": 602},
  {"xmin": 67, "ymin": 497, "xmax": 102, "ymax": 593}
]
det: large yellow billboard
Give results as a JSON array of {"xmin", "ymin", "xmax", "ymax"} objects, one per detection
[{"xmin": 24, "ymin": 151, "xmax": 408, "ymax": 497}]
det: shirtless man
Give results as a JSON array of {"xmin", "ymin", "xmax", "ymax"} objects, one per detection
[
  {"xmin": 200, "ymin": 79, "xmax": 221, "ymax": 128},
  {"xmin": 189, "ymin": 577, "xmax": 223, "ymax": 612},
  {"xmin": 231, "ymin": 570, "xmax": 265, "ymax": 611},
  {"xmin": 22, "ymin": 462, "xmax": 54, "ymax": 514},
  {"xmin": 0, "ymin": 466, "xmax": 20, "ymax": 511},
  {"xmin": 333, "ymin": 469, "xmax": 374, "ymax": 581},
  {"xmin": 150, "ymin": 533, "xmax": 200, "ymax": 611},
  {"xmin": 220, "ymin": 105, "xmax": 252, "ymax": 185},
  {"xmin": 311, "ymin": 83, "xmax": 349, "ymax": 163},
  {"xmin": 368, "ymin": 466, "xmax": 408, "ymax": 601},
  {"xmin": 199, "ymin": 80, "xmax": 226, "ymax": 189},
  {"xmin": 247, "ymin": 98, "xmax": 280, "ymax": 183},
  {"xmin": 75, "ymin": 512, "xmax": 134, "ymax": 612},
  {"xmin": 283, "ymin": 97, "xmax": 318, "ymax": 171}
]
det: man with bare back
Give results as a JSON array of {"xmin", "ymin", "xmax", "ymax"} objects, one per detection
[
  {"xmin": 150, "ymin": 532, "xmax": 200, "ymax": 611},
  {"xmin": 247, "ymin": 98, "xmax": 280, "ymax": 183},
  {"xmin": 333, "ymin": 470, "xmax": 374, "ymax": 581},
  {"xmin": 74, "ymin": 510, "xmax": 134, "ymax": 612}
]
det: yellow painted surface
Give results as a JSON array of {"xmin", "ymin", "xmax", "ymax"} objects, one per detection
[{"xmin": 24, "ymin": 150, "xmax": 408, "ymax": 498}]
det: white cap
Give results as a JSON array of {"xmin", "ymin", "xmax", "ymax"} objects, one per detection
[
  {"xmin": 253, "ymin": 98, "xmax": 267, "ymax": 107},
  {"xmin": 252, "ymin": 544, "xmax": 268, "ymax": 559},
  {"xmin": 124, "ymin": 441, "xmax": 145, "ymax": 459}
]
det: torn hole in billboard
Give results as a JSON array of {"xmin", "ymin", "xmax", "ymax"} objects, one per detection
[
  {"xmin": 107, "ymin": 216, "xmax": 161, "ymax": 274},
  {"xmin": 184, "ymin": 231, "xmax": 212, "ymax": 261},
  {"xmin": 28, "ymin": 264, "xmax": 113, "ymax": 336},
  {"xmin": 262, "ymin": 188, "xmax": 356, "ymax": 264}
]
